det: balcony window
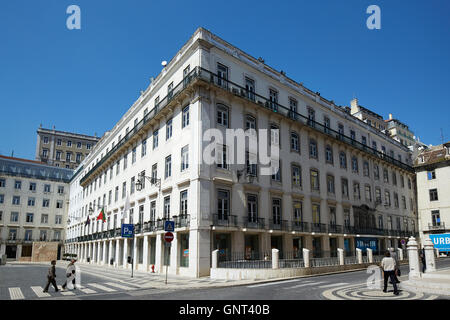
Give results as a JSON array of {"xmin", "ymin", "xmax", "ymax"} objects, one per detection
[
  {"xmin": 431, "ymin": 210, "xmax": 441, "ymax": 226},
  {"xmin": 310, "ymin": 169, "xmax": 319, "ymax": 191},
  {"xmin": 217, "ymin": 104, "xmax": 229, "ymax": 127},
  {"xmin": 182, "ymin": 105, "xmax": 190, "ymax": 128},
  {"xmin": 272, "ymin": 199, "xmax": 282, "ymax": 225},
  {"xmin": 166, "ymin": 119, "xmax": 172, "ymax": 140},
  {"xmin": 216, "ymin": 145, "xmax": 228, "ymax": 170},
  {"xmin": 292, "ymin": 165, "xmax": 301, "ymax": 187},
  {"xmin": 165, "ymin": 155, "xmax": 172, "ymax": 178},
  {"xmin": 291, "ymin": 132, "xmax": 299, "ymax": 152},
  {"xmin": 327, "ymin": 175, "xmax": 335, "ymax": 194},
  {"xmin": 245, "ymin": 77, "xmax": 255, "ymax": 101},
  {"xmin": 269, "ymin": 89, "xmax": 278, "ymax": 112},
  {"xmin": 217, "ymin": 63, "xmax": 228, "ymax": 88},
  {"xmin": 293, "ymin": 202, "xmax": 302, "ymax": 222},
  {"xmin": 247, "ymin": 194, "xmax": 258, "ymax": 223},
  {"xmin": 325, "ymin": 145, "xmax": 333, "ymax": 164},
  {"xmin": 309, "ymin": 139, "xmax": 318, "ymax": 159},
  {"xmin": 312, "ymin": 204, "xmax": 320, "ymax": 224},
  {"xmin": 289, "ymin": 98, "xmax": 298, "ymax": 119},
  {"xmin": 217, "ymin": 190, "xmax": 230, "ymax": 220},
  {"xmin": 180, "ymin": 190, "xmax": 188, "ymax": 217},
  {"xmin": 339, "ymin": 152, "xmax": 347, "ymax": 169},
  {"xmin": 342, "ymin": 179, "xmax": 349, "ymax": 198}
]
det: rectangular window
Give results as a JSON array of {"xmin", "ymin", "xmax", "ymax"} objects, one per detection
[
  {"xmin": 271, "ymin": 159, "xmax": 281, "ymax": 182},
  {"xmin": 130, "ymin": 177, "xmax": 135, "ymax": 194},
  {"xmin": 10, "ymin": 212, "xmax": 19, "ymax": 222},
  {"xmin": 150, "ymin": 201, "xmax": 156, "ymax": 221},
  {"xmin": 29, "ymin": 182, "xmax": 36, "ymax": 191},
  {"xmin": 342, "ymin": 179, "xmax": 349, "ymax": 198},
  {"xmin": 167, "ymin": 82, "xmax": 174, "ymax": 100},
  {"xmin": 56, "ymin": 200, "xmax": 63, "ymax": 209},
  {"xmin": 182, "ymin": 105, "xmax": 189, "ymax": 128},
  {"xmin": 181, "ymin": 145, "xmax": 189, "ymax": 171},
  {"xmin": 312, "ymin": 204, "xmax": 320, "ymax": 224},
  {"xmin": 122, "ymin": 182, "xmax": 126, "ymax": 199},
  {"xmin": 353, "ymin": 182, "xmax": 360, "ymax": 200},
  {"xmin": 24, "ymin": 230, "xmax": 32, "ymax": 241},
  {"xmin": 57, "ymin": 139, "xmax": 62, "ymax": 146},
  {"xmin": 115, "ymin": 186, "xmax": 119, "ymax": 202},
  {"xmin": 429, "ymin": 189, "xmax": 438, "ymax": 201},
  {"xmin": 292, "ymin": 165, "xmax": 301, "ymax": 187},
  {"xmin": 327, "ymin": 175, "xmax": 335, "ymax": 194},
  {"xmin": 132, "ymin": 148, "xmax": 136, "ymax": 164},
  {"xmin": 153, "ymin": 130, "xmax": 159, "ymax": 149},
  {"xmin": 166, "ymin": 119, "xmax": 173, "ymax": 140},
  {"xmin": 41, "ymin": 214, "xmax": 48, "ymax": 224},
  {"xmin": 293, "ymin": 201, "xmax": 302, "ymax": 222},
  {"xmin": 218, "ymin": 190, "xmax": 230, "ymax": 220},
  {"xmin": 58, "ymin": 186, "xmax": 64, "ymax": 194},
  {"xmin": 365, "ymin": 185, "xmax": 372, "ymax": 202},
  {"xmin": 164, "ymin": 196, "xmax": 171, "ymax": 219},
  {"xmin": 165, "ymin": 155, "xmax": 172, "ymax": 179},
  {"xmin": 269, "ymin": 89, "xmax": 278, "ymax": 111},
  {"xmin": 141, "ymin": 139, "xmax": 147, "ymax": 157},
  {"xmin": 217, "ymin": 105, "xmax": 229, "ymax": 127},
  {"xmin": 245, "ymin": 77, "xmax": 255, "ymax": 101},
  {"xmin": 0, "ymin": 194, "xmax": 4, "ymax": 204},
  {"xmin": 55, "ymin": 215, "xmax": 62, "ymax": 224},
  {"xmin": 12, "ymin": 196, "xmax": 20, "ymax": 205},
  {"xmin": 272, "ymin": 198, "xmax": 282, "ymax": 225},
  {"xmin": 375, "ymin": 187, "xmax": 382, "ymax": 204},
  {"xmin": 0, "ymin": 179, "xmax": 5, "ymax": 188},
  {"xmin": 291, "ymin": 133, "xmax": 299, "ymax": 152},
  {"xmin": 217, "ymin": 63, "xmax": 228, "ymax": 88},
  {"xmin": 427, "ymin": 171, "xmax": 436, "ymax": 180},
  {"xmin": 180, "ymin": 190, "xmax": 188, "ymax": 216},
  {"xmin": 247, "ymin": 194, "xmax": 258, "ymax": 222},
  {"xmin": 15, "ymin": 180, "xmax": 22, "ymax": 189},
  {"xmin": 217, "ymin": 144, "xmax": 228, "ymax": 170},
  {"xmin": 310, "ymin": 169, "xmax": 319, "ymax": 191}
]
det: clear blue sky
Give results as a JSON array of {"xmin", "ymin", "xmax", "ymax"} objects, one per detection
[{"xmin": 1, "ymin": 0, "xmax": 449, "ymax": 159}]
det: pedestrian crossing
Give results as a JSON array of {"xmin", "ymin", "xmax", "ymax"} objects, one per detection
[
  {"xmin": 3, "ymin": 281, "xmax": 144, "ymax": 300},
  {"xmin": 247, "ymin": 279, "xmax": 350, "ymax": 291}
]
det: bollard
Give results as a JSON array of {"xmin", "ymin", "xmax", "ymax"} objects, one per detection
[
  {"xmin": 424, "ymin": 237, "xmax": 436, "ymax": 272},
  {"xmin": 272, "ymin": 249, "xmax": 279, "ymax": 269},
  {"xmin": 356, "ymin": 248, "xmax": 363, "ymax": 264},
  {"xmin": 303, "ymin": 248, "xmax": 310, "ymax": 268},
  {"xmin": 367, "ymin": 248, "xmax": 373, "ymax": 263},
  {"xmin": 397, "ymin": 248, "xmax": 403, "ymax": 261},
  {"xmin": 406, "ymin": 237, "xmax": 421, "ymax": 279},
  {"xmin": 337, "ymin": 248, "xmax": 344, "ymax": 265},
  {"xmin": 212, "ymin": 250, "xmax": 219, "ymax": 269}
]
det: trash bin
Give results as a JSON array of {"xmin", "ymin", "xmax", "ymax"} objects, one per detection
[
  {"xmin": 110, "ymin": 258, "xmax": 114, "ymax": 265},
  {"xmin": 87, "ymin": 257, "xmax": 90, "ymax": 263}
]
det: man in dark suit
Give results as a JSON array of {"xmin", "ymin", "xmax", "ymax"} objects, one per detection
[{"xmin": 43, "ymin": 260, "xmax": 59, "ymax": 293}]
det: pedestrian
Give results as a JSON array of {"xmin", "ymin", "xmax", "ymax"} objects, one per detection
[
  {"xmin": 420, "ymin": 248, "xmax": 426, "ymax": 273},
  {"xmin": 43, "ymin": 260, "xmax": 59, "ymax": 293},
  {"xmin": 62, "ymin": 259, "xmax": 77, "ymax": 290},
  {"xmin": 389, "ymin": 248, "xmax": 401, "ymax": 284},
  {"xmin": 380, "ymin": 251, "xmax": 399, "ymax": 296}
]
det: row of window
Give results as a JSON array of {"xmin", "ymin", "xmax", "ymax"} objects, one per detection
[
  {"xmin": 81, "ymin": 190, "xmax": 189, "ymax": 234},
  {"xmin": 0, "ymin": 211, "xmax": 63, "ymax": 224},
  {"xmin": 215, "ymin": 189, "xmax": 414, "ymax": 230},
  {"xmin": 213, "ymin": 62, "xmax": 406, "ymax": 163},
  {"xmin": 0, "ymin": 195, "xmax": 64, "ymax": 208},
  {"xmin": 2, "ymin": 228, "xmax": 61, "ymax": 241},
  {"xmin": 84, "ymin": 145, "xmax": 190, "ymax": 199},
  {"xmin": 42, "ymin": 136, "xmax": 92, "ymax": 150},
  {"xmin": 0, "ymin": 179, "xmax": 65, "ymax": 194}
]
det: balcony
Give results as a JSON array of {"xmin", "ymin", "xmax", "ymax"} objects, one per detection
[
  {"xmin": 212, "ymin": 214, "xmax": 238, "ymax": 228},
  {"xmin": 311, "ymin": 223, "xmax": 327, "ymax": 233},
  {"xmin": 268, "ymin": 219, "xmax": 289, "ymax": 231},
  {"xmin": 328, "ymin": 224, "xmax": 343, "ymax": 234},
  {"xmin": 243, "ymin": 217, "xmax": 265, "ymax": 230},
  {"xmin": 174, "ymin": 215, "xmax": 190, "ymax": 228},
  {"xmin": 291, "ymin": 221, "xmax": 309, "ymax": 232},
  {"xmin": 143, "ymin": 221, "xmax": 157, "ymax": 233},
  {"xmin": 427, "ymin": 223, "xmax": 446, "ymax": 232}
]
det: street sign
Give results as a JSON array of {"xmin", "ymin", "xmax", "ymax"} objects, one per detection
[
  {"xmin": 164, "ymin": 232, "xmax": 174, "ymax": 242},
  {"xmin": 121, "ymin": 224, "xmax": 134, "ymax": 238},
  {"xmin": 165, "ymin": 220, "xmax": 175, "ymax": 232},
  {"xmin": 400, "ymin": 239, "xmax": 406, "ymax": 245},
  {"xmin": 429, "ymin": 233, "xmax": 450, "ymax": 252}
]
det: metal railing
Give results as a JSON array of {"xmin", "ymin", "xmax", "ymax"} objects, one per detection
[
  {"xmin": 268, "ymin": 219, "xmax": 289, "ymax": 231},
  {"xmin": 212, "ymin": 214, "xmax": 238, "ymax": 227},
  {"xmin": 174, "ymin": 214, "xmax": 190, "ymax": 228},
  {"xmin": 80, "ymin": 65, "xmax": 413, "ymax": 186},
  {"xmin": 243, "ymin": 217, "xmax": 265, "ymax": 229},
  {"xmin": 291, "ymin": 221, "xmax": 309, "ymax": 232},
  {"xmin": 311, "ymin": 223, "xmax": 327, "ymax": 233}
]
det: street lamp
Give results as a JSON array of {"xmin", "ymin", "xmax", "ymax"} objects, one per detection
[{"xmin": 136, "ymin": 173, "xmax": 161, "ymax": 191}]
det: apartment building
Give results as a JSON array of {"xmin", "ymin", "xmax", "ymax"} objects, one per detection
[
  {"xmin": 35, "ymin": 125, "xmax": 101, "ymax": 169},
  {"xmin": 65, "ymin": 28, "xmax": 418, "ymax": 277},
  {"xmin": 349, "ymin": 98, "xmax": 386, "ymax": 132},
  {"xmin": 415, "ymin": 143, "xmax": 450, "ymax": 246},
  {"xmin": 385, "ymin": 114, "xmax": 416, "ymax": 148},
  {"xmin": 0, "ymin": 155, "xmax": 72, "ymax": 261}
]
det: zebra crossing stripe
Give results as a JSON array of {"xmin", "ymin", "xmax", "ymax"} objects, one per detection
[
  {"xmin": 60, "ymin": 290, "xmax": 76, "ymax": 296},
  {"xmin": 9, "ymin": 287, "xmax": 25, "ymax": 300},
  {"xmin": 284, "ymin": 281, "xmax": 326, "ymax": 289},
  {"xmin": 87, "ymin": 283, "xmax": 117, "ymax": 292},
  {"xmin": 31, "ymin": 286, "xmax": 51, "ymax": 298},
  {"xmin": 247, "ymin": 279, "xmax": 302, "ymax": 288},
  {"xmin": 104, "ymin": 282, "xmax": 135, "ymax": 290}
]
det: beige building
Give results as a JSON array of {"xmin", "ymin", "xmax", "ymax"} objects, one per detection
[
  {"xmin": 385, "ymin": 114, "xmax": 416, "ymax": 148},
  {"xmin": 35, "ymin": 126, "xmax": 101, "ymax": 170},
  {"xmin": 415, "ymin": 143, "xmax": 450, "ymax": 242},
  {"xmin": 65, "ymin": 28, "xmax": 418, "ymax": 277},
  {"xmin": 349, "ymin": 98, "xmax": 386, "ymax": 132},
  {"xmin": 0, "ymin": 155, "xmax": 73, "ymax": 261}
]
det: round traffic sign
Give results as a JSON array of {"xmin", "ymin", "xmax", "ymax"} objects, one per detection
[{"xmin": 164, "ymin": 232, "xmax": 174, "ymax": 242}]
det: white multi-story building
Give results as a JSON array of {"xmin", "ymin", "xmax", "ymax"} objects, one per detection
[
  {"xmin": 65, "ymin": 28, "xmax": 417, "ymax": 277},
  {"xmin": 0, "ymin": 155, "xmax": 72, "ymax": 260},
  {"xmin": 415, "ymin": 143, "xmax": 450, "ymax": 244}
]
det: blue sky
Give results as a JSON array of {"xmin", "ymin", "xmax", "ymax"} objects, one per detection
[{"xmin": 1, "ymin": 0, "xmax": 449, "ymax": 159}]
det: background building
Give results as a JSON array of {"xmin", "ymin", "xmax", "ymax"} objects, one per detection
[
  {"xmin": 0, "ymin": 155, "xmax": 73, "ymax": 261},
  {"xmin": 349, "ymin": 98, "xmax": 387, "ymax": 132},
  {"xmin": 415, "ymin": 143, "xmax": 450, "ymax": 247},
  {"xmin": 35, "ymin": 125, "xmax": 101, "ymax": 169},
  {"xmin": 385, "ymin": 114, "xmax": 416, "ymax": 148},
  {"xmin": 65, "ymin": 28, "xmax": 418, "ymax": 278}
]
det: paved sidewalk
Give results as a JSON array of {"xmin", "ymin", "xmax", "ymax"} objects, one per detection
[{"xmin": 401, "ymin": 267, "xmax": 450, "ymax": 296}]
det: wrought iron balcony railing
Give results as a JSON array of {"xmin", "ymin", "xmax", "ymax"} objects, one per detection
[{"xmin": 212, "ymin": 214, "xmax": 238, "ymax": 228}]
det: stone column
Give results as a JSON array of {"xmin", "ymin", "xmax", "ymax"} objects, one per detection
[
  {"xmin": 424, "ymin": 237, "xmax": 436, "ymax": 273},
  {"xmin": 338, "ymin": 248, "xmax": 344, "ymax": 265},
  {"xmin": 212, "ymin": 250, "xmax": 219, "ymax": 269},
  {"xmin": 356, "ymin": 248, "xmax": 363, "ymax": 264},
  {"xmin": 272, "ymin": 249, "xmax": 279, "ymax": 269},
  {"xmin": 406, "ymin": 237, "xmax": 421, "ymax": 279},
  {"xmin": 303, "ymin": 248, "xmax": 310, "ymax": 268},
  {"xmin": 108, "ymin": 241, "xmax": 113, "ymax": 267},
  {"xmin": 155, "ymin": 234, "xmax": 163, "ymax": 273},
  {"xmin": 133, "ymin": 237, "xmax": 138, "ymax": 270},
  {"xmin": 143, "ymin": 235, "xmax": 149, "ymax": 272},
  {"xmin": 397, "ymin": 248, "xmax": 403, "ymax": 261},
  {"xmin": 435, "ymin": 248, "xmax": 439, "ymax": 258},
  {"xmin": 97, "ymin": 242, "xmax": 102, "ymax": 264},
  {"xmin": 115, "ymin": 239, "xmax": 120, "ymax": 267},
  {"xmin": 102, "ymin": 241, "xmax": 107, "ymax": 265},
  {"xmin": 169, "ymin": 233, "xmax": 179, "ymax": 274},
  {"xmin": 16, "ymin": 244, "xmax": 22, "ymax": 260},
  {"xmin": 367, "ymin": 248, "xmax": 373, "ymax": 263}
]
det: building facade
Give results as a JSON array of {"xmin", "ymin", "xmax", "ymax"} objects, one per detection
[
  {"xmin": 415, "ymin": 143, "xmax": 450, "ymax": 242},
  {"xmin": 385, "ymin": 114, "xmax": 416, "ymax": 148},
  {"xmin": 349, "ymin": 98, "xmax": 386, "ymax": 132},
  {"xmin": 65, "ymin": 28, "xmax": 418, "ymax": 277},
  {"xmin": 0, "ymin": 156, "xmax": 73, "ymax": 261},
  {"xmin": 35, "ymin": 126, "xmax": 101, "ymax": 169}
]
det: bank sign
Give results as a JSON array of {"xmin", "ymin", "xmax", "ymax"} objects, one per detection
[
  {"xmin": 429, "ymin": 234, "xmax": 450, "ymax": 252},
  {"xmin": 355, "ymin": 237, "xmax": 378, "ymax": 252}
]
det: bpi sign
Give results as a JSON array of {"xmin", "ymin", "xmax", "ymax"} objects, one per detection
[{"xmin": 429, "ymin": 234, "xmax": 450, "ymax": 252}]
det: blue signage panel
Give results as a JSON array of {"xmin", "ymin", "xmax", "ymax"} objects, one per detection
[
  {"xmin": 164, "ymin": 220, "xmax": 175, "ymax": 232},
  {"xmin": 429, "ymin": 234, "xmax": 450, "ymax": 252},
  {"xmin": 355, "ymin": 237, "xmax": 378, "ymax": 252},
  {"xmin": 121, "ymin": 224, "xmax": 134, "ymax": 238}
]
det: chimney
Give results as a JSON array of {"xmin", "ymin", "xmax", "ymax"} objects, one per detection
[
  {"xmin": 350, "ymin": 98, "xmax": 358, "ymax": 109},
  {"xmin": 389, "ymin": 114, "xmax": 393, "ymax": 120}
]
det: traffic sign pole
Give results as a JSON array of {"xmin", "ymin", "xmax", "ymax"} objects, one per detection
[{"xmin": 164, "ymin": 232, "xmax": 174, "ymax": 284}]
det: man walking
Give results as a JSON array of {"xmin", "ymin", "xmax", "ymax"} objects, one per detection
[
  {"xmin": 43, "ymin": 260, "xmax": 59, "ymax": 293},
  {"xmin": 380, "ymin": 251, "xmax": 399, "ymax": 296},
  {"xmin": 61, "ymin": 259, "xmax": 77, "ymax": 290}
]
